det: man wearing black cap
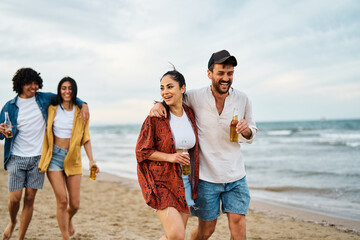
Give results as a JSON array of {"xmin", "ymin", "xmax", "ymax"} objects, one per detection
[{"xmin": 150, "ymin": 50, "xmax": 257, "ymax": 239}]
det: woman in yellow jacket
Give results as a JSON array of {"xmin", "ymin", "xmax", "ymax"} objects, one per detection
[{"xmin": 38, "ymin": 77, "xmax": 99, "ymax": 240}]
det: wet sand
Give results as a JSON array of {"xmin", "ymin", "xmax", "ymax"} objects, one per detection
[{"xmin": 0, "ymin": 146, "xmax": 359, "ymax": 239}]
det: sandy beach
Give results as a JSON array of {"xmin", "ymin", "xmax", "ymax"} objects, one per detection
[{"xmin": 0, "ymin": 146, "xmax": 359, "ymax": 239}]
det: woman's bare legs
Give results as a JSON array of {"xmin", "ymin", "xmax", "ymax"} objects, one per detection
[
  {"xmin": 47, "ymin": 171, "xmax": 70, "ymax": 240},
  {"xmin": 65, "ymin": 175, "xmax": 81, "ymax": 236},
  {"xmin": 156, "ymin": 207, "xmax": 189, "ymax": 240}
]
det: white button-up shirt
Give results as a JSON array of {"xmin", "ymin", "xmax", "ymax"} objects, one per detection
[{"xmin": 186, "ymin": 86, "xmax": 257, "ymax": 183}]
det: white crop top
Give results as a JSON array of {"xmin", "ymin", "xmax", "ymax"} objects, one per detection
[
  {"xmin": 53, "ymin": 105, "xmax": 75, "ymax": 138},
  {"xmin": 169, "ymin": 109, "xmax": 196, "ymax": 151}
]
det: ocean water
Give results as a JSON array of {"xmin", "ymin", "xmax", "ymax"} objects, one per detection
[{"xmin": 83, "ymin": 119, "xmax": 360, "ymax": 221}]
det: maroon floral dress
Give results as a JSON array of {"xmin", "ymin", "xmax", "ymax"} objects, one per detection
[{"xmin": 135, "ymin": 104, "xmax": 199, "ymax": 213}]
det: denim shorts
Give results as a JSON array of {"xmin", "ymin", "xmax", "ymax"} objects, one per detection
[
  {"xmin": 182, "ymin": 174, "xmax": 195, "ymax": 206},
  {"xmin": 190, "ymin": 176, "xmax": 250, "ymax": 221},
  {"xmin": 6, "ymin": 155, "xmax": 45, "ymax": 191},
  {"xmin": 48, "ymin": 145, "xmax": 68, "ymax": 171}
]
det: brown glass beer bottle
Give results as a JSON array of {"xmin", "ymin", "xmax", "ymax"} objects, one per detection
[{"xmin": 230, "ymin": 109, "xmax": 239, "ymax": 142}]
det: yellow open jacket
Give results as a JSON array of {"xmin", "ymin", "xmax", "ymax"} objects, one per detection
[{"xmin": 38, "ymin": 105, "xmax": 90, "ymax": 176}]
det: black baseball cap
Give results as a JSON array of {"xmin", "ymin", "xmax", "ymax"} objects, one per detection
[{"xmin": 208, "ymin": 50, "xmax": 237, "ymax": 69}]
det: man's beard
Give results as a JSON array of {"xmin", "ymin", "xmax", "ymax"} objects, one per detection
[{"xmin": 213, "ymin": 80, "xmax": 231, "ymax": 95}]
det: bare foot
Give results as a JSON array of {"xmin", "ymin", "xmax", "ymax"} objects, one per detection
[
  {"xmin": 68, "ymin": 220, "xmax": 75, "ymax": 236},
  {"xmin": 3, "ymin": 221, "xmax": 17, "ymax": 240}
]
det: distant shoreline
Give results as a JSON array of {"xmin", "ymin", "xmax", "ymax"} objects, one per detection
[{"xmin": 89, "ymin": 118, "xmax": 360, "ymax": 127}]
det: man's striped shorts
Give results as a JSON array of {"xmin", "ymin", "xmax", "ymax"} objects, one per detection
[{"xmin": 6, "ymin": 155, "xmax": 45, "ymax": 191}]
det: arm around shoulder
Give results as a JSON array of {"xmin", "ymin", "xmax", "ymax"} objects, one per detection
[
  {"xmin": 79, "ymin": 103, "xmax": 89, "ymax": 122},
  {"xmin": 149, "ymin": 101, "xmax": 167, "ymax": 118}
]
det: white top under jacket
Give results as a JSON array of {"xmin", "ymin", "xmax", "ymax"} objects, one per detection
[{"xmin": 12, "ymin": 96, "xmax": 46, "ymax": 157}]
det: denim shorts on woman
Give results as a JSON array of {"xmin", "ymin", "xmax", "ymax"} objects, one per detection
[
  {"xmin": 48, "ymin": 145, "xmax": 68, "ymax": 171},
  {"xmin": 190, "ymin": 176, "xmax": 250, "ymax": 221},
  {"xmin": 182, "ymin": 174, "xmax": 195, "ymax": 206},
  {"xmin": 6, "ymin": 155, "xmax": 45, "ymax": 191}
]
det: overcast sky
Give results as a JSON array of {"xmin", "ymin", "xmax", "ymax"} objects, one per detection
[{"xmin": 1, "ymin": 0, "xmax": 359, "ymax": 124}]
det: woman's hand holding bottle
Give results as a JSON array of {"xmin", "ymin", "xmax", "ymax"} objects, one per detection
[
  {"xmin": 169, "ymin": 152, "xmax": 190, "ymax": 166},
  {"xmin": 89, "ymin": 160, "xmax": 100, "ymax": 180}
]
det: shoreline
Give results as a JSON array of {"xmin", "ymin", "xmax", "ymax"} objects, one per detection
[
  {"xmin": 94, "ymin": 171, "xmax": 360, "ymax": 234},
  {"xmin": 249, "ymin": 199, "xmax": 360, "ymax": 234},
  {"xmin": 1, "ymin": 144, "xmax": 360, "ymax": 239}
]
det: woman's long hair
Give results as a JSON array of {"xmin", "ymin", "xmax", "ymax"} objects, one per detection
[{"xmin": 52, "ymin": 77, "xmax": 78, "ymax": 108}]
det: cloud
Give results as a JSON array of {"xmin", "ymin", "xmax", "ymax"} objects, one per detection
[
  {"xmin": 311, "ymin": 82, "xmax": 360, "ymax": 100},
  {"xmin": 0, "ymin": 0, "xmax": 359, "ymax": 123},
  {"xmin": 90, "ymin": 98, "xmax": 154, "ymax": 125}
]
